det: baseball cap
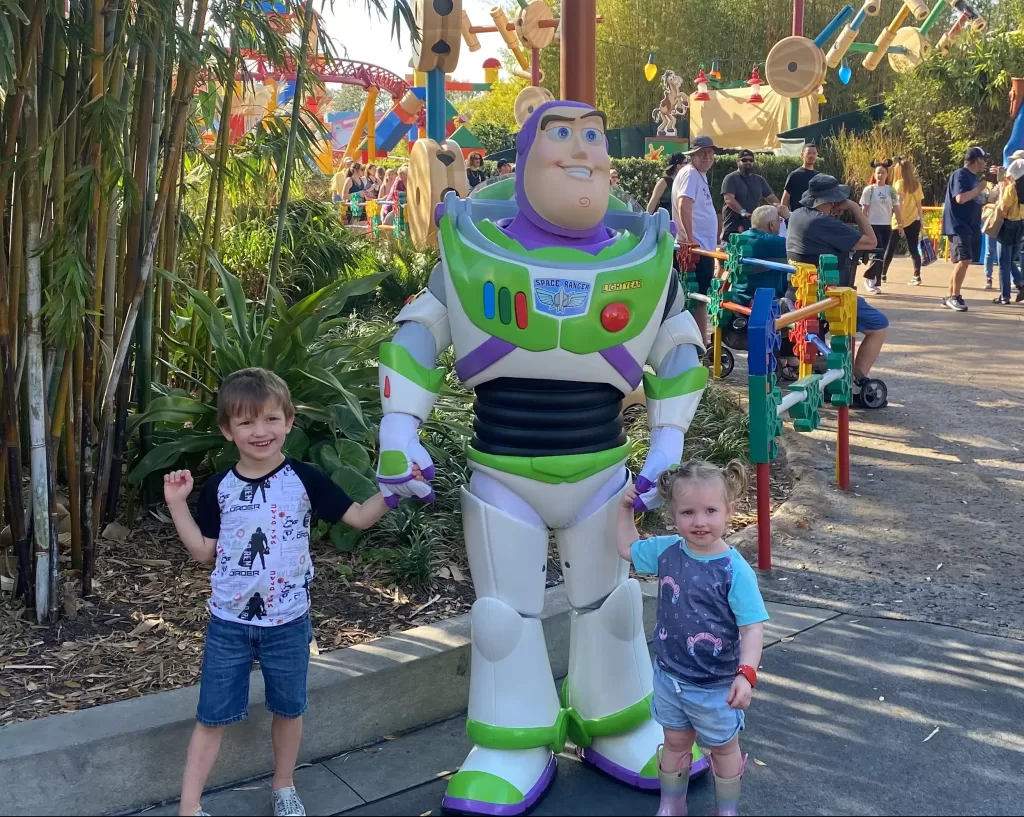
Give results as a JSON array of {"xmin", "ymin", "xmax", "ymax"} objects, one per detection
[
  {"xmin": 684, "ymin": 135, "xmax": 716, "ymax": 155},
  {"xmin": 667, "ymin": 152, "xmax": 687, "ymax": 167},
  {"xmin": 738, "ymin": 149, "xmax": 755, "ymax": 160},
  {"xmin": 963, "ymin": 146, "xmax": 987, "ymax": 162}
]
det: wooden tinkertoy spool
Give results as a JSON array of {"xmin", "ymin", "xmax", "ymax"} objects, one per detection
[
  {"xmin": 516, "ymin": 0, "xmax": 557, "ymax": 50},
  {"xmin": 413, "ymin": 0, "xmax": 462, "ymax": 74},
  {"xmin": 888, "ymin": 27, "xmax": 931, "ymax": 73},
  {"xmin": 765, "ymin": 36, "xmax": 827, "ymax": 99},
  {"xmin": 407, "ymin": 138, "xmax": 468, "ymax": 249}
]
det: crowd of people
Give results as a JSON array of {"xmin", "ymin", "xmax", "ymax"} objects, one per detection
[
  {"xmin": 330, "ymin": 156, "xmax": 408, "ymax": 225},
  {"xmin": 659, "ymin": 137, "xmax": 889, "ymax": 384}
]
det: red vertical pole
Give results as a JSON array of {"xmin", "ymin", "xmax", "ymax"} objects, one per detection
[
  {"xmin": 560, "ymin": 0, "xmax": 596, "ymax": 104},
  {"xmin": 793, "ymin": 0, "xmax": 805, "ymax": 35},
  {"xmin": 756, "ymin": 462, "xmax": 772, "ymax": 570},
  {"xmin": 531, "ymin": 47, "xmax": 541, "ymax": 86},
  {"xmin": 838, "ymin": 406, "xmax": 851, "ymax": 490}
]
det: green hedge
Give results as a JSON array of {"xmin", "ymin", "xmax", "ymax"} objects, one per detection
[{"xmin": 612, "ymin": 154, "xmax": 842, "ymax": 212}]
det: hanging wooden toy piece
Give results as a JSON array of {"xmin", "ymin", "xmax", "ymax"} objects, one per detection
[
  {"xmin": 413, "ymin": 0, "xmax": 463, "ymax": 74},
  {"xmin": 407, "ymin": 138, "xmax": 468, "ymax": 249},
  {"xmin": 888, "ymin": 27, "xmax": 931, "ymax": 72},
  {"xmin": 765, "ymin": 35, "xmax": 827, "ymax": 99},
  {"xmin": 514, "ymin": 85, "xmax": 555, "ymax": 127},
  {"xmin": 516, "ymin": 0, "xmax": 557, "ymax": 50}
]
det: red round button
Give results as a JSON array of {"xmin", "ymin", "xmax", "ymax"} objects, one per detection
[{"xmin": 601, "ymin": 302, "xmax": 630, "ymax": 332}]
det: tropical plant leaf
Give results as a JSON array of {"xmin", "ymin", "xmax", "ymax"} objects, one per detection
[
  {"xmin": 329, "ymin": 522, "xmax": 363, "ymax": 553},
  {"xmin": 208, "ymin": 253, "xmax": 253, "ymax": 350},
  {"xmin": 331, "ymin": 464, "xmax": 377, "ymax": 502},
  {"xmin": 128, "ymin": 433, "xmax": 227, "ymax": 485}
]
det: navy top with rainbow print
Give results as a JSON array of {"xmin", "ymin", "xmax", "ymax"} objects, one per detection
[{"xmin": 631, "ymin": 536, "xmax": 769, "ymax": 687}]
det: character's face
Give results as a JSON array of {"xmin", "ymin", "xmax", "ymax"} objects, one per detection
[
  {"xmin": 803, "ymin": 147, "xmax": 817, "ymax": 167},
  {"xmin": 690, "ymin": 147, "xmax": 715, "ymax": 173},
  {"xmin": 523, "ymin": 105, "xmax": 610, "ymax": 231},
  {"xmin": 873, "ymin": 165, "xmax": 888, "ymax": 184}
]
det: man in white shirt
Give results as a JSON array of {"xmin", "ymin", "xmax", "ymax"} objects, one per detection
[{"xmin": 673, "ymin": 135, "xmax": 719, "ymax": 339}]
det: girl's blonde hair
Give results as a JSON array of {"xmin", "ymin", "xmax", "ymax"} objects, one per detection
[
  {"xmin": 892, "ymin": 158, "xmax": 920, "ymax": 195},
  {"xmin": 656, "ymin": 460, "xmax": 748, "ymax": 511}
]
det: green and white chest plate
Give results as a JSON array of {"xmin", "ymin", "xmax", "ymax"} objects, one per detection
[{"xmin": 438, "ymin": 207, "xmax": 676, "ymax": 391}]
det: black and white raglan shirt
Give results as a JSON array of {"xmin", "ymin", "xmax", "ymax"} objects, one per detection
[{"xmin": 196, "ymin": 458, "xmax": 353, "ymax": 627}]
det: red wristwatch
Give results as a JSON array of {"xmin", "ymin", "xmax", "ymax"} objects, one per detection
[{"xmin": 736, "ymin": 664, "xmax": 758, "ymax": 688}]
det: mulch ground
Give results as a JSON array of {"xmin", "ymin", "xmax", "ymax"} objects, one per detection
[{"xmin": 0, "ymin": 465, "xmax": 791, "ymax": 726}]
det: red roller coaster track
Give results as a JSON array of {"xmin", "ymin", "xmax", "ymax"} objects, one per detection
[{"xmin": 238, "ymin": 51, "xmax": 411, "ymax": 101}]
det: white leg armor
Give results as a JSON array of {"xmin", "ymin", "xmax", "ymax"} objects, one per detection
[
  {"xmin": 443, "ymin": 488, "xmax": 562, "ymax": 815},
  {"xmin": 556, "ymin": 479, "xmax": 664, "ymax": 788}
]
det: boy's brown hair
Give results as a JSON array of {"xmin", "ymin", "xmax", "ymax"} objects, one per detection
[{"xmin": 217, "ymin": 368, "xmax": 294, "ymax": 428}]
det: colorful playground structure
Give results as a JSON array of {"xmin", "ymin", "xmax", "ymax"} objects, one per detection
[{"xmin": 678, "ymin": 238, "xmax": 872, "ymax": 570}]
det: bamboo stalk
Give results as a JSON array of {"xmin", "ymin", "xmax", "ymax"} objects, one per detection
[
  {"xmin": 66, "ymin": 384, "xmax": 82, "ymax": 571},
  {"xmin": 92, "ymin": 0, "xmax": 212, "ymax": 578},
  {"xmin": 24, "ymin": 81, "xmax": 53, "ymax": 624},
  {"xmin": 264, "ymin": 0, "xmax": 317, "ymax": 323}
]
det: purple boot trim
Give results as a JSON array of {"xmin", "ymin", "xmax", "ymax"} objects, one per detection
[
  {"xmin": 578, "ymin": 747, "xmax": 709, "ymax": 790},
  {"xmin": 600, "ymin": 345, "xmax": 644, "ymax": 390},
  {"xmin": 455, "ymin": 337, "xmax": 517, "ymax": 382},
  {"xmin": 441, "ymin": 755, "xmax": 557, "ymax": 816}
]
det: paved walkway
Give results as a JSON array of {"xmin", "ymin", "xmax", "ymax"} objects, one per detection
[
  {"xmin": 138, "ymin": 601, "xmax": 1024, "ymax": 816},
  {"xmin": 747, "ymin": 258, "xmax": 1024, "ymax": 640}
]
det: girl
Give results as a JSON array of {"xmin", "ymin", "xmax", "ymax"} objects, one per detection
[
  {"xmin": 617, "ymin": 461, "xmax": 768, "ymax": 817},
  {"xmin": 883, "ymin": 158, "xmax": 925, "ymax": 286},
  {"xmin": 646, "ymin": 152, "xmax": 687, "ymax": 217},
  {"xmin": 990, "ymin": 160, "xmax": 1024, "ymax": 305},
  {"xmin": 466, "ymin": 152, "xmax": 486, "ymax": 189},
  {"xmin": 379, "ymin": 167, "xmax": 398, "ymax": 200},
  {"xmin": 341, "ymin": 163, "xmax": 366, "ymax": 224},
  {"xmin": 859, "ymin": 161, "xmax": 899, "ymax": 294},
  {"xmin": 364, "ymin": 164, "xmax": 380, "ymax": 198}
]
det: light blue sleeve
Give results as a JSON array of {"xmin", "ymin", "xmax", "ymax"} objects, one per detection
[
  {"xmin": 727, "ymin": 551, "xmax": 770, "ymax": 626},
  {"xmin": 630, "ymin": 535, "xmax": 680, "ymax": 575}
]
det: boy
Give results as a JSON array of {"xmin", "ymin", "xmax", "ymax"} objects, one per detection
[{"xmin": 164, "ymin": 368, "xmax": 395, "ymax": 817}]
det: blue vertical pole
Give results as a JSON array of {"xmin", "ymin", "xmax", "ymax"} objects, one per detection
[{"xmin": 426, "ymin": 68, "xmax": 446, "ymax": 143}]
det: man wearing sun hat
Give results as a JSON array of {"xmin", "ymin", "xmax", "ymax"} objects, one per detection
[
  {"xmin": 672, "ymin": 135, "xmax": 719, "ymax": 338},
  {"xmin": 786, "ymin": 174, "xmax": 890, "ymax": 383}
]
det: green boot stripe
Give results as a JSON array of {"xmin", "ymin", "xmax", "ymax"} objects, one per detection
[
  {"xmin": 643, "ymin": 366, "xmax": 709, "ymax": 401},
  {"xmin": 566, "ymin": 693, "xmax": 654, "ymax": 749},
  {"xmin": 465, "ymin": 443, "xmax": 630, "ymax": 485},
  {"xmin": 379, "ymin": 342, "xmax": 444, "ymax": 393},
  {"xmin": 445, "ymin": 770, "xmax": 524, "ymax": 806},
  {"xmin": 466, "ymin": 711, "xmax": 567, "ymax": 753}
]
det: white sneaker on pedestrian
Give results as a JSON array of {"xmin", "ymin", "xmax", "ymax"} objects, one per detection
[
  {"xmin": 273, "ymin": 787, "xmax": 306, "ymax": 817},
  {"xmin": 907, "ymin": 277, "xmax": 922, "ymax": 286},
  {"xmin": 863, "ymin": 280, "xmax": 881, "ymax": 294}
]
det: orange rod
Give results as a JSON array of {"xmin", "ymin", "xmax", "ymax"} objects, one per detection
[
  {"xmin": 722, "ymin": 302, "xmax": 751, "ymax": 316},
  {"xmin": 775, "ymin": 297, "xmax": 840, "ymax": 329},
  {"xmin": 691, "ymin": 247, "xmax": 729, "ymax": 261}
]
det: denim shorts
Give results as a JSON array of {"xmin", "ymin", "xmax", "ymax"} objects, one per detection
[
  {"xmin": 196, "ymin": 613, "xmax": 313, "ymax": 727},
  {"xmin": 856, "ymin": 296, "xmax": 889, "ymax": 333},
  {"xmin": 651, "ymin": 664, "xmax": 744, "ymax": 748}
]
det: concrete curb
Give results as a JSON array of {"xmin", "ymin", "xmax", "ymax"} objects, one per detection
[{"xmin": 0, "ymin": 583, "xmax": 661, "ymax": 817}]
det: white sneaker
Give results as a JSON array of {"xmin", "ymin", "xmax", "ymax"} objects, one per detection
[
  {"xmin": 272, "ymin": 787, "xmax": 306, "ymax": 817},
  {"xmin": 863, "ymin": 280, "xmax": 881, "ymax": 294}
]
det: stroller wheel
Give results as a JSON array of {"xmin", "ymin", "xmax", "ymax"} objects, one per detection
[
  {"xmin": 857, "ymin": 378, "xmax": 888, "ymax": 409},
  {"xmin": 719, "ymin": 347, "xmax": 735, "ymax": 378}
]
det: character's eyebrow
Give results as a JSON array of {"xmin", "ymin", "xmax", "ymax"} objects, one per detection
[
  {"xmin": 579, "ymin": 109, "xmax": 607, "ymax": 128},
  {"xmin": 539, "ymin": 113, "xmax": 576, "ymax": 130}
]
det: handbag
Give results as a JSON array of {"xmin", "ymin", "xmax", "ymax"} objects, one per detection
[
  {"xmin": 919, "ymin": 236, "xmax": 936, "ymax": 266},
  {"xmin": 983, "ymin": 204, "xmax": 1004, "ymax": 239}
]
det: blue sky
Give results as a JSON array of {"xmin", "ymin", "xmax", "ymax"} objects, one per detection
[{"xmin": 320, "ymin": 0, "xmax": 507, "ymax": 81}]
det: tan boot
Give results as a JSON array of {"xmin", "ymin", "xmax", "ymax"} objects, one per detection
[{"xmin": 710, "ymin": 753, "xmax": 747, "ymax": 816}]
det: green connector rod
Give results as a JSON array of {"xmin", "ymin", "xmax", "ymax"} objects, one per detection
[
  {"xmin": 920, "ymin": 0, "xmax": 948, "ymax": 35},
  {"xmin": 846, "ymin": 42, "xmax": 879, "ymax": 53}
]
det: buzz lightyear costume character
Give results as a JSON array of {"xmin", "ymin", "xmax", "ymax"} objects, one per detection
[{"xmin": 376, "ymin": 99, "xmax": 709, "ymax": 815}]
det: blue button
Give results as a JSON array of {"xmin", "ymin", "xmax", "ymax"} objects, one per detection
[{"xmin": 483, "ymin": 281, "xmax": 496, "ymax": 320}]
